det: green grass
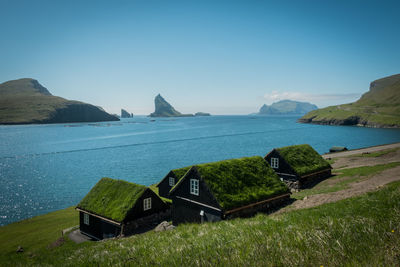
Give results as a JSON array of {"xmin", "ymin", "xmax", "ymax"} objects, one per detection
[
  {"xmin": 182, "ymin": 156, "xmax": 289, "ymax": 210},
  {"xmin": 277, "ymin": 144, "xmax": 331, "ymax": 176},
  {"xmin": 0, "ymin": 207, "xmax": 79, "ymax": 265},
  {"xmin": 292, "ymin": 162, "xmax": 400, "ymax": 200},
  {"xmin": 352, "ymin": 148, "xmax": 398, "ymax": 158},
  {"xmin": 77, "ymin": 178, "xmax": 147, "ymax": 222},
  {"xmin": 3, "ymin": 181, "xmax": 399, "ymax": 266}
]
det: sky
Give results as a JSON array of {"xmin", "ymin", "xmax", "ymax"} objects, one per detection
[{"xmin": 0, "ymin": 0, "xmax": 399, "ymax": 115}]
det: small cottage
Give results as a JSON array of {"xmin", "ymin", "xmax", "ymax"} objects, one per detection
[
  {"xmin": 169, "ymin": 156, "xmax": 290, "ymax": 225},
  {"xmin": 76, "ymin": 177, "xmax": 168, "ymax": 240},
  {"xmin": 264, "ymin": 144, "xmax": 332, "ymax": 190},
  {"xmin": 157, "ymin": 166, "xmax": 191, "ymax": 198}
]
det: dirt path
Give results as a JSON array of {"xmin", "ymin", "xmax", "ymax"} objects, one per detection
[
  {"xmin": 273, "ymin": 143, "xmax": 400, "ymax": 214},
  {"xmin": 279, "ymin": 166, "xmax": 400, "ymax": 212},
  {"xmin": 322, "ymin": 142, "xmax": 400, "ymax": 159},
  {"xmin": 330, "ymin": 148, "xmax": 400, "ymax": 170}
]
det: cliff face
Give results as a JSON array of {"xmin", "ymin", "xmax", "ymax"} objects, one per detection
[
  {"xmin": 149, "ymin": 94, "xmax": 193, "ymax": 117},
  {"xmin": 0, "ymin": 78, "xmax": 119, "ymax": 124},
  {"xmin": 299, "ymin": 74, "xmax": 400, "ymax": 128},
  {"xmin": 258, "ymin": 100, "xmax": 317, "ymax": 115}
]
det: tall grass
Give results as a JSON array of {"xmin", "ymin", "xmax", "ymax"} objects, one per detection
[{"xmin": 32, "ymin": 181, "xmax": 400, "ymax": 266}]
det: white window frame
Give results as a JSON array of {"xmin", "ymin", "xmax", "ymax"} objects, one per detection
[
  {"xmin": 83, "ymin": 213, "xmax": 90, "ymax": 225},
  {"xmin": 271, "ymin": 157, "xmax": 279, "ymax": 169},
  {"xmin": 190, "ymin": 179, "xmax": 199, "ymax": 196},
  {"xmin": 169, "ymin": 177, "xmax": 175, "ymax": 187},
  {"xmin": 143, "ymin": 197, "xmax": 152, "ymax": 211}
]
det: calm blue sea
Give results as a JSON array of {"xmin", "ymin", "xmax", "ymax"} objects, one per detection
[{"xmin": 1, "ymin": 115, "xmax": 400, "ymax": 226}]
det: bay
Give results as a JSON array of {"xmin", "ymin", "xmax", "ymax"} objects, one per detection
[{"xmin": 1, "ymin": 115, "xmax": 400, "ymax": 226}]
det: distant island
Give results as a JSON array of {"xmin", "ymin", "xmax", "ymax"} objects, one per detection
[
  {"xmin": 149, "ymin": 94, "xmax": 193, "ymax": 117},
  {"xmin": 299, "ymin": 73, "xmax": 400, "ymax": 128},
  {"xmin": 258, "ymin": 100, "xmax": 318, "ymax": 115},
  {"xmin": 121, "ymin": 109, "xmax": 133, "ymax": 118},
  {"xmin": 195, "ymin": 112, "xmax": 211, "ymax": 116},
  {"xmin": 0, "ymin": 78, "xmax": 119, "ymax": 125}
]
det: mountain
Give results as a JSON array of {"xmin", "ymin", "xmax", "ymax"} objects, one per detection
[
  {"xmin": 149, "ymin": 94, "xmax": 193, "ymax": 117},
  {"xmin": 258, "ymin": 100, "xmax": 318, "ymax": 115},
  {"xmin": 121, "ymin": 109, "xmax": 133, "ymax": 118},
  {"xmin": 299, "ymin": 74, "xmax": 400, "ymax": 128},
  {"xmin": 0, "ymin": 78, "xmax": 119, "ymax": 124}
]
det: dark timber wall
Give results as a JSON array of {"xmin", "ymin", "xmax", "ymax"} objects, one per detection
[
  {"xmin": 265, "ymin": 150, "xmax": 298, "ymax": 181},
  {"xmin": 124, "ymin": 189, "xmax": 168, "ymax": 222},
  {"xmin": 171, "ymin": 168, "xmax": 222, "ymax": 225},
  {"xmin": 157, "ymin": 171, "xmax": 176, "ymax": 198},
  {"xmin": 172, "ymin": 197, "xmax": 222, "ymax": 225},
  {"xmin": 79, "ymin": 211, "xmax": 121, "ymax": 240}
]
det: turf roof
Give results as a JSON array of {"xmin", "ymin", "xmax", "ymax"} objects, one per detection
[
  {"xmin": 77, "ymin": 178, "xmax": 147, "ymax": 222},
  {"xmin": 276, "ymin": 144, "xmax": 331, "ymax": 176},
  {"xmin": 173, "ymin": 156, "xmax": 289, "ymax": 211},
  {"xmin": 171, "ymin": 166, "xmax": 192, "ymax": 181}
]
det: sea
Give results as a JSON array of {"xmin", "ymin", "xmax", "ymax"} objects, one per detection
[{"xmin": 1, "ymin": 115, "xmax": 400, "ymax": 226}]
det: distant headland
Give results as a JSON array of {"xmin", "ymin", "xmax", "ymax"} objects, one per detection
[
  {"xmin": 299, "ymin": 73, "xmax": 400, "ymax": 128},
  {"xmin": 0, "ymin": 78, "xmax": 119, "ymax": 125},
  {"xmin": 257, "ymin": 100, "xmax": 317, "ymax": 115}
]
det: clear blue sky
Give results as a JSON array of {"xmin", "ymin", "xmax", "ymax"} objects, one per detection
[{"xmin": 1, "ymin": 0, "xmax": 399, "ymax": 115}]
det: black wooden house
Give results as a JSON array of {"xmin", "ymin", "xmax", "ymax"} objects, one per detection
[
  {"xmin": 264, "ymin": 144, "xmax": 332, "ymax": 189},
  {"xmin": 76, "ymin": 178, "xmax": 168, "ymax": 240},
  {"xmin": 157, "ymin": 166, "xmax": 191, "ymax": 198},
  {"xmin": 169, "ymin": 156, "xmax": 290, "ymax": 225}
]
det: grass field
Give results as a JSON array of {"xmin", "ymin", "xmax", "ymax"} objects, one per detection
[{"xmin": 1, "ymin": 181, "xmax": 399, "ymax": 266}]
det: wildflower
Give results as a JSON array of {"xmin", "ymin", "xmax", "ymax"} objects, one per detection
[{"xmin": 392, "ymin": 230, "xmax": 395, "ymax": 233}]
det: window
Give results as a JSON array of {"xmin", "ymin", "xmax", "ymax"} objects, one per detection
[
  {"xmin": 83, "ymin": 213, "xmax": 89, "ymax": 225},
  {"xmin": 271, "ymin": 157, "xmax": 279, "ymax": 168},
  {"xmin": 143, "ymin": 197, "xmax": 152, "ymax": 211},
  {"xmin": 190, "ymin": 179, "xmax": 199, "ymax": 196},
  {"xmin": 169, "ymin": 177, "xmax": 175, "ymax": 186}
]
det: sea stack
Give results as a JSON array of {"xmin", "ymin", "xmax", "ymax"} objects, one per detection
[{"xmin": 149, "ymin": 94, "xmax": 193, "ymax": 117}]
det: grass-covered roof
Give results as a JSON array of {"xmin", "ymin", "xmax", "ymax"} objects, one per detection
[
  {"xmin": 190, "ymin": 156, "xmax": 289, "ymax": 211},
  {"xmin": 171, "ymin": 166, "xmax": 191, "ymax": 180},
  {"xmin": 77, "ymin": 178, "xmax": 147, "ymax": 223},
  {"xmin": 276, "ymin": 144, "xmax": 331, "ymax": 176}
]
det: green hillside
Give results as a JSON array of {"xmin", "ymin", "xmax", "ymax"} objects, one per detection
[
  {"xmin": 299, "ymin": 74, "xmax": 400, "ymax": 128},
  {"xmin": 0, "ymin": 78, "xmax": 119, "ymax": 124}
]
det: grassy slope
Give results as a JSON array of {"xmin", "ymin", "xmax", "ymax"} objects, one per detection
[
  {"xmin": 0, "ymin": 78, "xmax": 72, "ymax": 123},
  {"xmin": 300, "ymin": 73, "xmax": 400, "ymax": 127},
  {"xmin": 0, "ymin": 78, "xmax": 118, "ymax": 124},
  {"xmin": 0, "ymin": 207, "xmax": 79, "ymax": 265},
  {"xmin": 1, "ymin": 182, "xmax": 399, "ymax": 266}
]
